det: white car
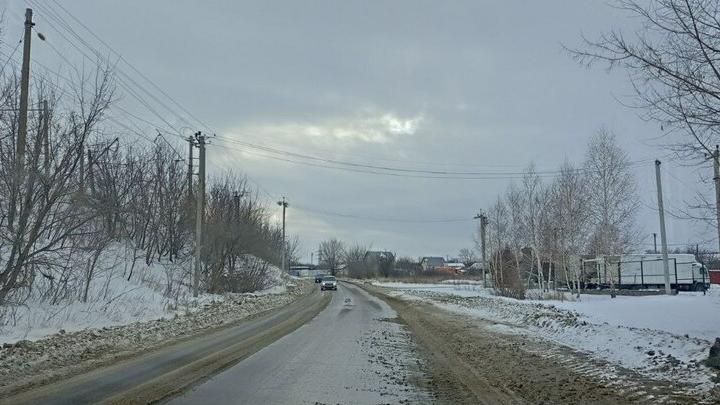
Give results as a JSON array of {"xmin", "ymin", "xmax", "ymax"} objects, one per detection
[{"xmin": 320, "ymin": 276, "xmax": 337, "ymax": 291}]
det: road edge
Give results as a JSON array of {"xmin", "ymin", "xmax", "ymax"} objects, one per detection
[
  {"xmin": 4, "ymin": 284, "xmax": 331, "ymax": 404},
  {"xmin": 349, "ymin": 279, "xmax": 522, "ymax": 405}
]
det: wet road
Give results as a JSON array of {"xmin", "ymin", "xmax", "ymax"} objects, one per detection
[
  {"xmin": 6, "ymin": 289, "xmax": 328, "ymax": 405},
  {"xmin": 171, "ymin": 282, "xmax": 431, "ymax": 404}
]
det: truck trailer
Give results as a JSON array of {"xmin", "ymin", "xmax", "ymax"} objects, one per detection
[{"xmin": 582, "ymin": 254, "xmax": 709, "ymax": 291}]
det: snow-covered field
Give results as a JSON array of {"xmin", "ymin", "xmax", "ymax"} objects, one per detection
[
  {"xmin": 0, "ymin": 243, "xmax": 288, "ymax": 344},
  {"xmin": 372, "ymin": 280, "xmax": 720, "ymax": 393}
]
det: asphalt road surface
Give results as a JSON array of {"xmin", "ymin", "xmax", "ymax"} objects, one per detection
[
  {"xmin": 5, "ymin": 289, "xmax": 329, "ymax": 405},
  {"xmin": 170, "ymin": 282, "xmax": 432, "ymax": 404}
]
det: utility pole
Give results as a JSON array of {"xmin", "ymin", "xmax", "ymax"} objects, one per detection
[
  {"xmin": 9, "ymin": 8, "xmax": 34, "ymax": 230},
  {"xmin": 653, "ymin": 233, "xmax": 657, "ymax": 254},
  {"xmin": 42, "ymin": 100, "xmax": 50, "ymax": 177},
  {"xmin": 474, "ymin": 212, "xmax": 488, "ymax": 286},
  {"xmin": 187, "ymin": 136, "xmax": 194, "ymax": 201},
  {"xmin": 79, "ymin": 147, "xmax": 85, "ymax": 194},
  {"xmin": 655, "ymin": 160, "xmax": 672, "ymax": 295},
  {"xmin": 277, "ymin": 197, "xmax": 289, "ymax": 272},
  {"xmin": 233, "ymin": 191, "xmax": 241, "ymax": 221},
  {"xmin": 17, "ymin": 8, "xmax": 33, "ymax": 176},
  {"xmin": 712, "ymin": 146, "xmax": 720, "ymax": 256},
  {"xmin": 87, "ymin": 148, "xmax": 95, "ymax": 194},
  {"xmin": 193, "ymin": 132, "xmax": 206, "ymax": 298}
]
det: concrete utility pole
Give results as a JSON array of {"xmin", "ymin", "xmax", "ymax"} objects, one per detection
[
  {"xmin": 17, "ymin": 8, "xmax": 33, "ymax": 176},
  {"xmin": 233, "ymin": 191, "xmax": 241, "ymax": 221},
  {"xmin": 713, "ymin": 146, "xmax": 720, "ymax": 256},
  {"xmin": 655, "ymin": 160, "xmax": 672, "ymax": 295},
  {"xmin": 87, "ymin": 148, "xmax": 94, "ymax": 194},
  {"xmin": 8, "ymin": 8, "xmax": 34, "ymax": 230},
  {"xmin": 187, "ymin": 136, "xmax": 194, "ymax": 201},
  {"xmin": 42, "ymin": 100, "xmax": 50, "ymax": 177},
  {"xmin": 79, "ymin": 145, "xmax": 85, "ymax": 193},
  {"xmin": 193, "ymin": 132, "xmax": 206, "ymax": 298},
  {"xmin": 474, "ymin": 212, "xmax": 488, "ymax": 286},
  {"xmin": 277, "ymin": 197, "xmax": 289, "ymax": 272}
]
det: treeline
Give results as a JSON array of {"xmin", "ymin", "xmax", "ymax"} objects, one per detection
[
  {"xmin": 316, "ymin": 237, "xmax": 426, "ymax": 278},
  {"xmin": 484, "ymin": 129, "xmax": 640, "ymax": 298},
  {"xmin": 0, "ymin": 65, "xmax": 289, "ymax": 308}
]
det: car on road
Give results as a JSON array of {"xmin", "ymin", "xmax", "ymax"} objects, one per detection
[
  {"xmin": 314, "ymin": 273, "xmax": 326, "ymax": 283},
  {"xmin": 320, "ymin": 276, "xmax": 337, "ymax": 291}
]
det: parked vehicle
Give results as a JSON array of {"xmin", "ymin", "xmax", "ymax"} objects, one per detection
[
  {"xmin": 582, "ymin": 254, "xmax": 710, "ymax": 291},
  {"xmin": 314, "ymin": 273, "xmax": 326, "ymax": 283},
  {"xmin": 320, "ymin": 276, "xmax": 337, "ymax": 291}
]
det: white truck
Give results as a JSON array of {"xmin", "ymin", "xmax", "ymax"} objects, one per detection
[{"xmin": 583, "ymin": 254, "xmax": 710, "ymax": 291}]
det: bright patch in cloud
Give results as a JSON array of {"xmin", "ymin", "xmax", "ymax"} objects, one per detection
[{"xmin": 236, "ymin": 113, "xmax": 423, "ymax": 145}]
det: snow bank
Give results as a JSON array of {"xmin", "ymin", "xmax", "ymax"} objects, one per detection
[
  {"xmin": 0, "ymin": 243, "xmax": 288, "ymax": 344},
  {"xmin": 0, "ymin": 279, "xmax": 311, "ymax": 394},
  {"xmin": 543, "ymin": 287, "xmax": 720, "ymax": 341},
  {"xmin": 372, "ymin": 280, "xmax": 490, "ymax": 298},
  {"xmin": 375, "ymin": 282, "xmax": 720, "ymax": 393}
]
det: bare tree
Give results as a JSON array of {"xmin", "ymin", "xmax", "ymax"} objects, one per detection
[
  {"xmin": 584, "ymin": 129, "xmax": 640, "ymax": 257},
  {"xmin": 505, "ymin": 183, "xmax": 528, "ymax": 284},
  {"xmin": 548, "ymin": 160, "xmax": 591, "ymax": 297},
  {"xmin": 486, "ymin": 196, "xmax": 509, "ymax": 288},
  {"xmin": 521, "ymin": 164, "xmax": 550, "ymax": 291},
  {"xmin": 319, "ymin": 238, "xmax": 345, "ymax": 276},
  {"xmin": 569, "ymin": 0, "xmax": 720, "ymax": 159},
  {"xmin": 0, "ymin": 66, "xmax": 115, "ymax": 305},
  {"xmin": 458, "ymin": 248, "xmax": 477, "ymax": 267},
  {"xmin": 344, "ymin": 243, "xmax": 370, "ymax": 279},
  {"xmin": 395, "ymin": 257, "xmax": 421, "ymax": 275}
]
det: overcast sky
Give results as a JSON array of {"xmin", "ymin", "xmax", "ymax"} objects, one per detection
[{"xmin": 1, "ymin": 0, "xmax": 715, "ymax": 260}]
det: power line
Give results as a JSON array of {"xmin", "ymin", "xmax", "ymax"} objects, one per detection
[
  {"xmin": 213, "ymin": 136, "xmax": 655, "ymax": 180},
  {"xmin": 0, "ymin": 35, "xmax": 23, "ymax": 76},
  {"xmin": 27, "ymin": 0, "xmax": 187, "ymax": 134},
  {"xmin": 292, "ymin": 203, "xmax": 473, "ymax": 223},
  {"xmin": 47, "ymin": 0, "xmax": 213, "ymax": 131}
]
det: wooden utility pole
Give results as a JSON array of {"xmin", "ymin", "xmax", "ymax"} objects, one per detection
[
  {"xmin": 277, "ymin": 197, "xmax": 289, "ymax": 272},
  {"xmin": 655, "ymin": 160, "xmax": 672, "ymax": 295},
  {"xmin": 193, "ymin": 132, "xmax": 206, "ymax": 298}
]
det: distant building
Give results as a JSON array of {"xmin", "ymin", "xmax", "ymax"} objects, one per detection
[
  {"xmin": 420, "ymin": 256, "xmax": 445, "ymax": 272},
  {"xmin": 710, "ymin": 269, "xmax": 720, "ymax": 285},
  {"xmin": 445, "ymin": 262, "xmax": 465, "ymax": 272}
]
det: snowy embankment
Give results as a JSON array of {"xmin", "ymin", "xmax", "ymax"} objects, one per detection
[
  {"xmin": 0, "ymin": 242, "xmax": 307, "ymax": 392},
  {"xmin": 372, "ymin": 280, "xmax": 720, "ymax": 393},
  {"xmin": 0, "ymin": 243, "xmax": 287, "ymax": 344},
  {"xmin": 0, "ymin": 279, "xmax": 307, "ymax": 393}
]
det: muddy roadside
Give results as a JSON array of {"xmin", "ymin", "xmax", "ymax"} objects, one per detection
[
  {"xmin": 356, "ymin": 281, "xmax": 712, "ymax": 404},
  {"xmin": 0, "ymin": 279, "xmax": 317, "ymax": 399}
]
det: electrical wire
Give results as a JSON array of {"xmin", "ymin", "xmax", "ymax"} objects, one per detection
[{"xmin": 293, "ymin": 203, "xmax": 473, "ymax": 223}]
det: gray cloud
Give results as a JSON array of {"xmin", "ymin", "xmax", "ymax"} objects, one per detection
[{"xmin": 2, "ymin": 0, "xmax": 712, "ymax": 259}]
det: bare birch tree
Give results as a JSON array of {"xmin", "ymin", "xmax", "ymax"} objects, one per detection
[{"xmin": 548, "ymin": 160, "xmax": 591, "ymax": 297}]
